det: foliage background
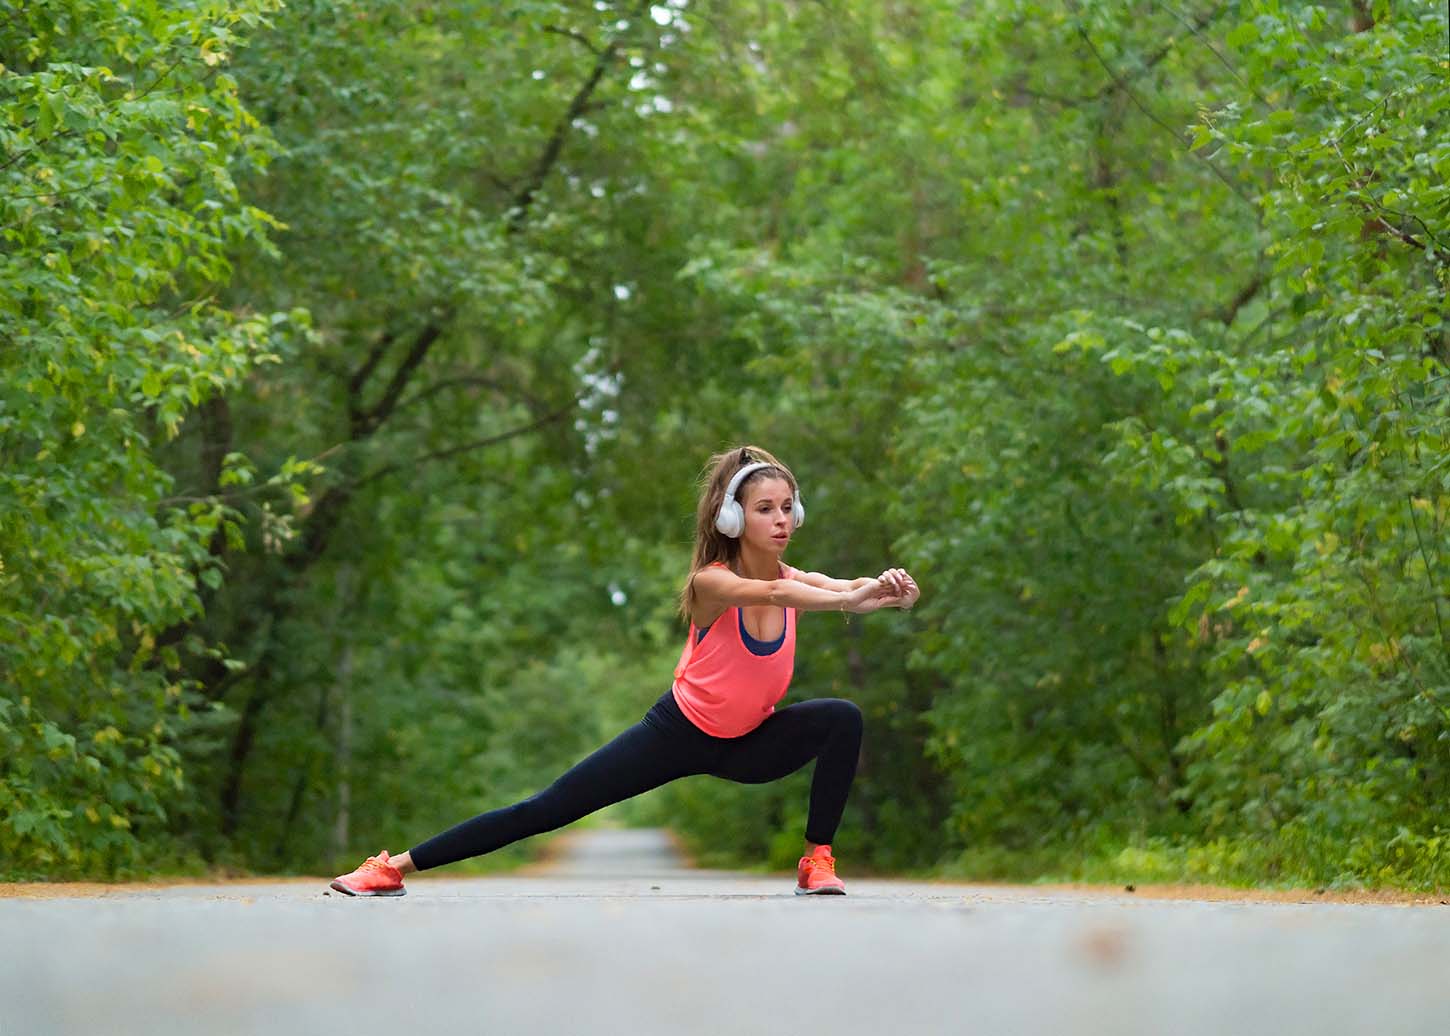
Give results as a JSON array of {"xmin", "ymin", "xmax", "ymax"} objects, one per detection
[{"xmin": 3, "ymin": 0, "xmax": 1448, "ymax": 889}]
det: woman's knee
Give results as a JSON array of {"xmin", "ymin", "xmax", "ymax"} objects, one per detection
[{"xmin": 823, "ymin": 698, "xmax": 863, "ymax": 738}]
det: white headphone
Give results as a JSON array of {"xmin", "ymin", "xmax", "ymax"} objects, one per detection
[{"xmin": 715, "ymin": 461, "xmax": 805, "ymax": 538}]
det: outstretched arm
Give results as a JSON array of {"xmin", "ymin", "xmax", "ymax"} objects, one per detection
[
  {"xmin": 794, "ymin": 567, "xmax": 920, "ymax": 609},
  {"xmin": 791, "ymin": 570, "xmax": 874, "ymax": 593},
  {"xmin": 693, "ymin": 566, "xmax": 908, "ymax": 615}
]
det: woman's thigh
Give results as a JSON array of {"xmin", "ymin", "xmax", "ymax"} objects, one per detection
[
  {"xmin": 540, "ymin": 717, "xmax": 708, "ymax": 813},
  {"xmin": 706, "ymin": 698, "xmax": 857, "ymax": 785}
]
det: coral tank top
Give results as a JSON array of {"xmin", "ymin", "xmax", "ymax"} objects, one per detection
[{"xmin": 671, "ymin": 560, "xmax": 799, "ymax": 738}]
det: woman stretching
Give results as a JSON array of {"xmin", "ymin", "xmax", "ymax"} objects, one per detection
[{"xmin": 330, "ymin": 445, "xmax": 920, "ymax": 897}]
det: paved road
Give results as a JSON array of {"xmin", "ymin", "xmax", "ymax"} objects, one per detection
[{"xmin": 3, "ymin": 828, "xmax": 1448, "ymax": 1035}]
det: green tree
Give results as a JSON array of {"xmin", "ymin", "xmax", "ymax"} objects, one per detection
[{"xmin": 0, "ymin": 0, "xmax": 302, "ymax": 878}]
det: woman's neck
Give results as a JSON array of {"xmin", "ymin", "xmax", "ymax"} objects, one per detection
[{"xmin": 734, "ymin": 542, "xmax": 780, "ymax": 582}]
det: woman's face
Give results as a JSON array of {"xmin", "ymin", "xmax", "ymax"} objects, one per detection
[{"xmin": 739, "ymin": 476, "xmax": 795, "ymax": 554}]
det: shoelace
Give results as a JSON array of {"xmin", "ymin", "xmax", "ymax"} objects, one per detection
[
  {"xmin": 359, "ymin": 855, "xmax": 395, "ymax": 876},
  {"xmin": 806, "ymin": 855, "xmax": 836, "ymax": 875}
]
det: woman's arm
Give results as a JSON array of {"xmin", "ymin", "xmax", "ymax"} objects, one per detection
[
  {"xmin": 791, "ymin": 570, "xmax": 874, "ymax": 593},
  {"xmin": 794, "ymin": 567, "xmax": 919, "ymax": 608},
  {"xmin": 692, "ymin": 566, "xmax": 898, "ymax": 615}
]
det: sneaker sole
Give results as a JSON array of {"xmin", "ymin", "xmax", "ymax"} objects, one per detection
[
  {"xmin": 794, "ymin": 886, "xmax": 846, "ymax": 895},
  {"xmin": 329, "ymin": 879, "xmax": 406, "ymax": 897}
]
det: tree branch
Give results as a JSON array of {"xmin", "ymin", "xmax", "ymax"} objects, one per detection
[
  {"xmin": 1213, "ymin": 270, "xmax": 1265, "ymax": 326},
  {"xmin": 356, "ymin": 316, "xmax": 450, "ymax": 435},
  {"xmin": 544, "ymin": 24, "xmax": 602, "ymax": 56},
  {"xmin": 1087, "ymin": 2, "xmax": 1228, "ymax": 101},
  {"xmin": 1012, "ymin": 3, "xmax": 1229, "ymax": 109},
  {"xmin": 353, "ymin": 398, "xmax": 579, "ymax": 490},
  {"xmin": 508, "ymin": 2, "xmax": 646, "ymax": 232},
  {"xmin": 1068, "ymin": 1, "xmax": 1256, "ymax": 209},
  {"xmin": 396, "ymin": 373, "xmax": 548, "ymax": 416},
  {"xmin": 347, "ymin": 329, "xmax": 395, "ymax": 408},
  {"xmin": 1154, "ymin": 0, "xmax": 1272, "ymax": 109}
]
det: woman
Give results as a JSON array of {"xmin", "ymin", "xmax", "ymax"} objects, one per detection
[{"xmin": 330, "ymin": 445, "xmax": 919, "ymax": 897}]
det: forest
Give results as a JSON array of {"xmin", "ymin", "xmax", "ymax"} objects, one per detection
[{"xmin": 3, "ymin": 0, "xmax": 1449, "ymax": 889}]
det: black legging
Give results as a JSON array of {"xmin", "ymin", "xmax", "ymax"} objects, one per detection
[{"xmin": 406, "ymin": 689, "xmax": 864, "ymax": 872}]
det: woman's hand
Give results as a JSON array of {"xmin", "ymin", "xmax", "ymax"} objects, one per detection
[
  {"xmin": 840, "ymin": 569, "xmax": 921, "ymax": 614},
  {"xmin": 892, "ymin": 569, "xmax": 920, "ymax": 610},
  {"xmin": 844, "ymin": 576, "xmax": 903, "ymax": 614},
  {"xmin": 874, "ymin": 568, "xmax": 921, "ymax": 609}
]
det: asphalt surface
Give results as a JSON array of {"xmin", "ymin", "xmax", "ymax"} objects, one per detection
[{"xmin": 3, "ymin": 827, "xmax": 1448, "ymax": 1035}]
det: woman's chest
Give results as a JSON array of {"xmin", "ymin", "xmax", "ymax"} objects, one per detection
[{"xmin": 738, "ymin": 603, "xmax": 786, "ymax": 642}]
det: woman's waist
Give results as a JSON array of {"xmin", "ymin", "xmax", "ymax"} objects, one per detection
[
  {"xmin": 669, "ymin": 676, "xmax": 789, "ymax": 736},
  {"xmin": 672, "ymin": 667, "xmax": 792, "ymax": 703}
]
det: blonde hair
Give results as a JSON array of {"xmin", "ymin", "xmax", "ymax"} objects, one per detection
[{"xmin": 677, "ymin": 445, "xmax": 800, "ymax": 621}]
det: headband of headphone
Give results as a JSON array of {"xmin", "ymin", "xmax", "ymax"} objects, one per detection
[{"xmin": 715, "ymin": 458, "xmax": 806, "ymax": 538}]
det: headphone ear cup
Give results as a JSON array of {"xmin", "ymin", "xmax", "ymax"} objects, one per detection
[
  {"xmin": 793, "ymin": 499, "xmax": 805, "ymax": 529},
  {"xmin": 715, "ymin": 500, "xmax": 744, "ymax": 538}
]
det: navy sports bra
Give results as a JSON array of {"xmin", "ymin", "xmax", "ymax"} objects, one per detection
[{"xmin": 696, "ymin": 606, "xmax": 788, "ymax": 656}]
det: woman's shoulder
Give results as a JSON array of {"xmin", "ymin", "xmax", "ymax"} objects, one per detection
[
  {"xmin": 689, "ymin": 561, "xmax": 732, "ymax": 628},
  {"xmin": 691, "ymin": 561, "xmax": 731, "ymax": 584}
]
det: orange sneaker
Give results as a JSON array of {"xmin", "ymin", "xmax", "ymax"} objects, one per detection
[
  {"xmin": 795, "ymin": 844, "xmax": 846, "ymax": 896},
  {"xmin": 330, "ymin": 850, "xmax": 406, "ymax": 897}
]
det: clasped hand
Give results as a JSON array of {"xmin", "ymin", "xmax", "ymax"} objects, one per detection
[{"xmin": 844, "ymin": 567, "xmax": 920, "ymax": 613}]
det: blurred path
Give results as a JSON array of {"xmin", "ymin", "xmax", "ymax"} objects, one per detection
[{"xmin": 3, "ymin": 827, "xmax": 1447, "ymax": 1035}]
